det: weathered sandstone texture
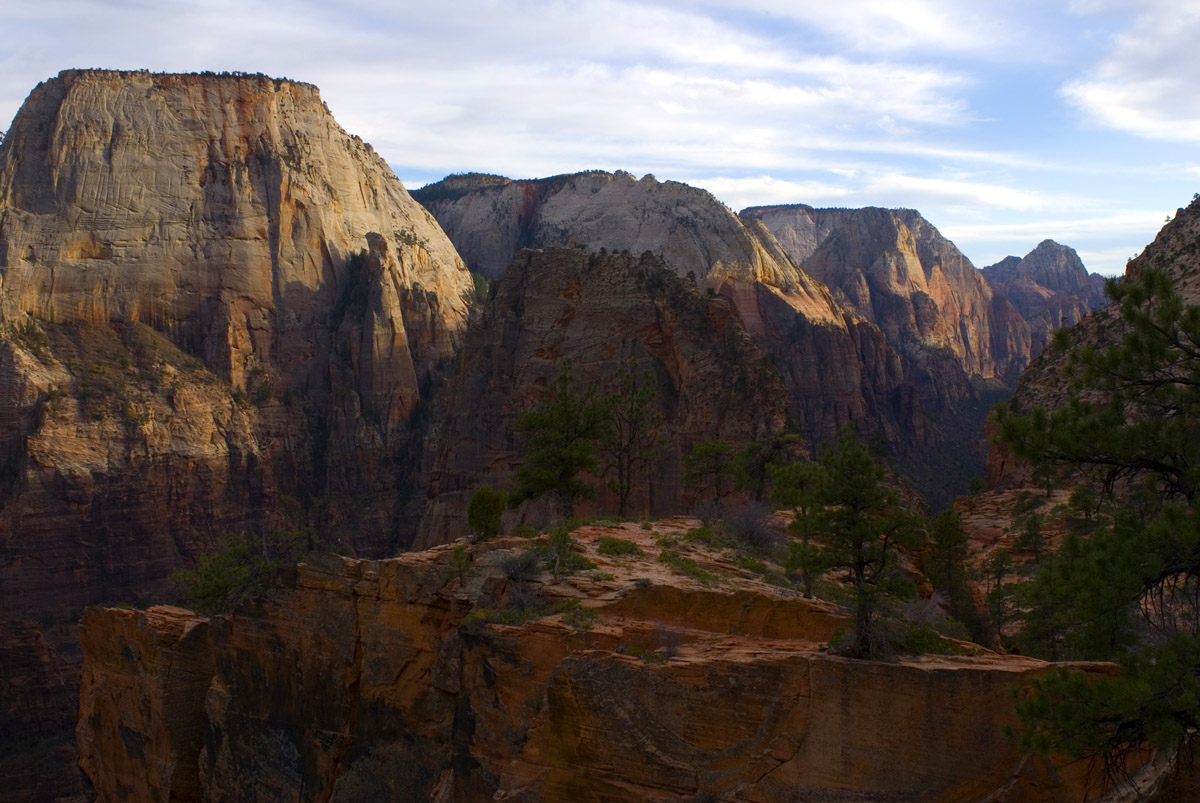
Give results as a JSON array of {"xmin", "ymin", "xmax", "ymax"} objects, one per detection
[
  {"xmin": 77, "ymin": 605, "xmax": 213, "ymax": 803},
  {"xmin": 410, "ymin": 171, "xmax": 837, "ymax": 323},
  {"xmin": 417, "ymin": 247, "xmax": 793, "ymax": 545},
  {"xmin": 0, "ymin": 69, "xmax": 469, "ymax": 393},
  {"xmin": 77, "ymin": 519, "xmax": 1137, "ymax": 802},
  {"xmin": 743, "ymin": 204, "xmax": 1031, "ymax": 384},
  {"xmin": 0, "ymin": 620, "xmax": 86, "ymax": 802},
  {"xmin": 982, "ymin": 240, "xmax": 1107, "ymax": 358},
  {"xmin": 0, "ymin": 69, "xmax": 471, "ymax": 801}
]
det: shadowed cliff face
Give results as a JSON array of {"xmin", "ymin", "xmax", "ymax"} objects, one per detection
[
  {"xmin": 417, "ymin": 247, "xmax": 792, "ymax": 546},
  {"xmin": 76, "ymin": 521, "xmax": 1157, "ymax": 802},
  {"xmin": 416, "ymin": 174, "xmax": 1013, "ymax": 507},
  {"xmin": 0, "ymin": 70, "xmax": 472, "ymax": 802}
]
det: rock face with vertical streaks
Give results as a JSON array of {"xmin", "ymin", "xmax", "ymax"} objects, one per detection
[
  {"xmin": 416, "ymin": 247, "xmax": 793, "ymax": 545},
  {"xmin": 743, "ymin": 204, "xmax": 1032, "ymax": 384},
  {"xmin": 0, "ymin": 69, "xmax": 472, "ymax": 801},
  {"xmin": 416, "ymin": 175, "xmax": 1029, "ymax": 508}
]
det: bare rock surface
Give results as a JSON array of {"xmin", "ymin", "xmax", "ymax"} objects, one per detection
[
  {"xmin": 412, "ymin": 171, "xmax": 837, "ymax": 323},
  {"xmin": 418, "ymin": 175, "xmax": 1012, "ymax": 506},
  {"xmin": 77, "ymin": 519, "xmax": 1132, "ymax": 802},
  {"xmin": 0, "ymin": 69, "xmax": 469, "ymax": 392},
  {"xmin": 982, "ymin": 240, "xmax": 1108, "ymax": 358},
  {"xmin": 744, "ymin": 204, "xmax": 1031, "ymax": 384}
]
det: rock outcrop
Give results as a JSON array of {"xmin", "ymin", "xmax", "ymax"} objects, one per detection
[
  {"xmin": 411, "ymin": 171, "xmax": 836, "ymax": 323},
  {"xmin": 0, "ymin": 620, "xmax": 86, "ymax": 802},
  {"xmin": 417, "ymin": 247, "xmax": 793, "ymax": 544},
  {"xmin": 77, "ymin": 519, "xmax": 1136, "ymax": 802},
  {"xmin": 743, "ymin": 204, "xmax": 1031, "ymax": 384},
  {"xmin": 0, "ymin": 69, "xmax": 469, "ymax": 393},
  {"xmin": 0, "ymin": 69, "xmax": 471, "ymax": 801},
  {"xmin": 982, "ymin": 240, "xmax": 1108, "ymax": 358}
]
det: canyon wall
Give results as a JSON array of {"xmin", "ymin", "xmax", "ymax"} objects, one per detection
[
  {"xmin": 982, "ymin": 240, "xmax": 1107, "ymax": 358},
  {"xmin": 415, "ymin": 173, "xmax": 1012, "ymax": 506},
  {"xmin": 416, "ymin": 247, "xmax": 793, "ymax": 544},
  {"xmin": 76, "ymin": 521, "xmax": 1135, "ymax": 802},
  {"xmin": 0, "ymin": 69, "xmax": 472, "ymax": 801}
]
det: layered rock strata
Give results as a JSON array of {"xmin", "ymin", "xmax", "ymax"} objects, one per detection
[
  {"xmin": 743, "ymin": 204, "xmax": 1031, "ymax": 384},
  {"xmin": 77, "ymin": 519, "xmax": 1131, "ymax": 802}
]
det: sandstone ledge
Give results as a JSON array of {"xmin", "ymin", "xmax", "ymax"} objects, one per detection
[{"xmin": 74, "ymin": 519, "xmax": 1155, "ymax": 802}]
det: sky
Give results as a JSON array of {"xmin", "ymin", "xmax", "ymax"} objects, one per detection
[{"xmin": 1, "ymin": 1, "xmax": 1197, "ymax": 276}]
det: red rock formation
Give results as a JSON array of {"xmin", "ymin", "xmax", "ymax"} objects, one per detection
[
  {"xmin": 77, "ymin": 606, "xmax": 213, "ymax": 803},
  {"xmin": 416, "ymin": 174, "xmax": 1008, "ymax": 507},
  {"xmin": 0, "ymin": 620, "xmax": 86, "ymax": 802},
  {"xmin": 77, "ymin": 520, "xmax": 1155, "ymax": 802}
]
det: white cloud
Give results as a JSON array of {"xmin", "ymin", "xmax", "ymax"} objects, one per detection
[
  {"xmin": 720, "ymin": 0, "xmax": 1023, "ymax": 56},
  {"xmin": 941, "ymin": 211, "xmax": 1172, "ymax": 242},
  {"xmin": 1062, "ymin": 1, "xmax": 1200, "ymax": 142}
]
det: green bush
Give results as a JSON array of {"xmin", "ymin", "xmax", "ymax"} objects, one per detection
[
  {"xmin": 683, "ymin": 526, "xmax": 736, "ymax": 550},
  {"xmin": 658, "ymin": 549, "xmax": 717, "ymax": 587},
  {"xmin": 537, "ymin": 525, "xmax": 597, "ymax": 577},
  {"xmin": 597, "ymin": 536, "xmax": 643, "ymax": 557},
  {"xmin": 174, "ymin": 536, "xmax": 260, "ymax": 615},
  {"xmin": 467, "ymin": 486, "xmax": 507, "ymax": 540},
  {"xmin": 625, "ymin": 645, "xmax": 670, "ymax": 664},
  {"xmin": 554, "ymin": 598, "xmax": 600, "ymax": 631}
]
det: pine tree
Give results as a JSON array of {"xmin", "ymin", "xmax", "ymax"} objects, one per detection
[
  {"xmin": 684, "ymin": 439, "xmax": 735, "ymax": 516},
  {"xmin": 512, "ymin": 362, "xmax": 613, "ymax": 519},
  {"xmin": 995, "ymin": 266, "xmax": 1200, "ymax": 779},
  {"xmin": 467, "ymin": 486, "xmax": 506, "ymax": 540},
  {"xmin": 816, "ymin": 426, "xmax": 918, "ymax": 659},
  {"xmin": 735, "ymin": 427, "xmax": 802, "ymax": 502},
  {"xmin": 599, "ymin": 358, "xmax": 662, "ymax": 517},
  {"xmin": 771, "ymin": 460, "xmax": 826, "ymax": 599}
]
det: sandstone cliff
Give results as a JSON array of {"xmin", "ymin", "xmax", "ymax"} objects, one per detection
[
  {"xmin": 982, "ymin": 240, "xmax": 1108, "ymax": 358},
  {"xmin": 744, "ymin": 204, "xmax": 1031, "ymax": 384},
  {"xmin": 416, "ymin": 174, "xmax": 1008, "ymax": 507},
  {"xmin": 0, "ymin": 69, "xmax": 471, "ymax": 801},
  {"xmin": 77, "ymin": 520, "xmax": 1144, "ymax": 802},
  {"xmin": 417, "ymin": 247, "xmax": 793, "ymax": 545},
  {"xmin": 411, "ymin": 170, "xmax": 836, "ymax": 322},
  {"xmin": 0, "ymin": 69, "xmax": 469, "ymax": 393}
]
